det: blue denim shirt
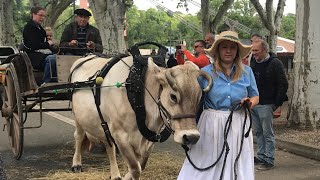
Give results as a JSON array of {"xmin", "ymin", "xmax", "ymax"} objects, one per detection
[{"xmin": 198, "ymin": 64, "xmax": 259, "ymax": 111}]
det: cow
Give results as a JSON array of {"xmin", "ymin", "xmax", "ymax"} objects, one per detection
[{"xmin": 70, "ymin": 55, "xmax": 212, "ymax": 180}]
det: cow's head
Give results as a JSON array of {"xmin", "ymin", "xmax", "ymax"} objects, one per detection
[{"xmin": 148, "ymin": 59, "xmax": 212, "ymax": 145}]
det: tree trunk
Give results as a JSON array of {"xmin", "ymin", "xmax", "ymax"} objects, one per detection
[
  {"xmin": 0, "ymin": 0, "xmax": 15, "ymax": 46},
  {"xmin": 88, "ymin": 0, "xmax": 127, "ymax": 54},
  {"xmin": 201, "ymin": 0, "xmax": 210, "ymax": 36},
  {"xmin": 288, "ymin": 0, "xmax": 320, "ymax": 130},
  {"xmin": 250, "ymin": 0, "xmax": 286, "ymax": 53},
  {"xmin": 44, "ymin": 0, "xmax": 74, "ymax": 28}
]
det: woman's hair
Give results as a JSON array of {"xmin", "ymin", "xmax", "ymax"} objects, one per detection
[
  {"xmin": 31, "ymin": 6, "xmax": 45, "ymax": 15},
  {"xmin": 212, "ymin": 41, "xmax": 244, "ymax": 82}
]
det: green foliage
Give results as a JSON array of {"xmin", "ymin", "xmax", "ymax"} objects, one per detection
[
  {"xmin": 126, "ymin": 6, "xmax": 197, "ymax": 47},
  {"xmin": 280, "ymin": 13, "xmax": 295, "ymax": 40},
  {"xmin": 13, "ymin": 0, "xmax": 30, "ymax": 43},
  {"xmin": 54, "ymin": 6, "xmax": 77, "ymax": 41}
]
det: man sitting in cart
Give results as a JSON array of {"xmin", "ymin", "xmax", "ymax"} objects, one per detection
[{"xmin": 59, "ymin": 8, "xmax": 103, "ymax": 56}]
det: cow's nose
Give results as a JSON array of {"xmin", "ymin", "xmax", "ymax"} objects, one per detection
[{"xmin": 183, "ymin": 134, "xmax": 200, "ymax": 145}]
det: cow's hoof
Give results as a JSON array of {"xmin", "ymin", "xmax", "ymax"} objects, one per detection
[{"xmin": 71, "ymin": 165, "xmax": 83, "ymax": 173}]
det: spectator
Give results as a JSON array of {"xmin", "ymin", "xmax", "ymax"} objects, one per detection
[
  {"xmin": 150, "ymin": 49, "xmax": 156, "ymax": 55},
  {"xmin": 250, "ymin": 39, "xmax": 288, "ymax": 171},
  {"xmin": 246, "ymin": 33, "xmax": 263, "ymax": 66},
  {"xmin": 22, "ymin": 6, "xmax": 57, "ymax": 85},
  {"xmin": 204, "ymin": 33, "xmax": 215, "ymax": 48},
  {"xmin": 178, "ymin": 31, "xmax": 259, "ymax": 180},
  {"xmin": 59, "ymin": 8, "xmax": 103, "ymax": 55},
  {"xmin": 166, "ymin": 54, "xmax": 178, "ymax": 68},
  {"xmin": 250, "ymin": 33, "xmax": 263, "ymax": 44},
  {"xmin": 44, "ymin": 27, "xmax": 59, "ymax": 54},
  {"xmin": 176, "ymin": 40, "xmax": 210, "ymax": 68}
]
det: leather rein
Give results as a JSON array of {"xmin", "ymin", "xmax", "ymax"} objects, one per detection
[{"xmin": 181, "ymin": 101, "xmax": 253, "ymax": 180}]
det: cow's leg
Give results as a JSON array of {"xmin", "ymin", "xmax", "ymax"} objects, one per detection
[
  {"xmin": 71, "ymin": 121, "xmax": 85, "ymax": 172},
  {"xmin": 105, "ymin": 143, "xmax": 121, "ymax": 180},
  {"xmin": 117, "ymin": 141, "xmax": 141, "ymax": 180},
  {"xmin": 140, "ymin": 154, "xmax": 150, "ymax": 171}
]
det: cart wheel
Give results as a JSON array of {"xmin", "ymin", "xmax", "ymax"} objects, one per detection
[{"xmin": 3, "ymin": 66, "xmax": 23, "ymax": 159}]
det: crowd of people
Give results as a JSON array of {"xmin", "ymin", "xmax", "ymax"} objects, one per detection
[{"xmin": 19, "ymin": 5, "xmax": 288, "ymax": 180}]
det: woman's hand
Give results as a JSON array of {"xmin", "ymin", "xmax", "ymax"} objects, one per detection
[
  {"xmin": 241, "ymin": 98, "xmax": 252, "ymax": 108},
  {"xmin": 241, "ymin": 96, "xmax": 259, "ymax": 109}
]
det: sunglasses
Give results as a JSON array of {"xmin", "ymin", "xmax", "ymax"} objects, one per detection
[{"xmin": 194, "ymin": 45, "xmax": 203, "ymax": 48}]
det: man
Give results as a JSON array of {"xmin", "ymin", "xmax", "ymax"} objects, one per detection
[
  {"xmin": 245, "ymin": 33, "xmax": 263, "ymax": 66},
  {"xmin": 60, "ymin": 8, "xmax": 103, "ymax": 55},
  {"xmin": 175, "ymin": 40, "xmax": 210, "ymax": 68},
  {"xmin": 250, "ymin": 33, "xmax": 263, "ymax": 44},
  {"xmin": 204, "ymin": 33, "xmax": 215, "ymax": 49},
  {"xmin": 250, "ymin": 39, "xmax": 288, "ymax": 171}
]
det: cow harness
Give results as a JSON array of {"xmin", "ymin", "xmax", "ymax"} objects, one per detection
[
  {"xmin": 69, "ymin": 53, "xmax": 129, "ymax": 147},
  {"xmin": 91, "ymin": 53, "xmax": 129, "ymax": 147}
]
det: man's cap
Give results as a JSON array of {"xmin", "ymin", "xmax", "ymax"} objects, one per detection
[{"xmin": 74, "ymin": 8, "xmax": 92, "ymax": 17}]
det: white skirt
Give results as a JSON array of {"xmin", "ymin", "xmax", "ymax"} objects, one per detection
[{"xmin": 177, "ymin": 109, "xmax": 254, "ymax": 180}]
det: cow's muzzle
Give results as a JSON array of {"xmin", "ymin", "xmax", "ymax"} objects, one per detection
[{"xmin": 183, "ymin": 134, "xmax": 200, "ymax": 145}]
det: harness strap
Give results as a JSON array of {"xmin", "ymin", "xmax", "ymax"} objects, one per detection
[
  {"xmin": 91, "ymin": 54, "xmax": 128, "ymax": 147},
  {"xmin": 92, "ymin": 87, "xmax": 115, "ymax": 147}
]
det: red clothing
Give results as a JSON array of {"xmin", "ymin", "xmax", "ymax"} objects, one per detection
[{"xmin": 176, "ymin": 50, "xmax": 210, "ymax": 68}]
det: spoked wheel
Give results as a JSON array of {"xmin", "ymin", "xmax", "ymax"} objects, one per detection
[{"xmin": 3, "ymin": 65, "xmax": 23, "ymax": 159}]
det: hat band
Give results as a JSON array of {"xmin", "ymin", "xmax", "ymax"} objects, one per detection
[{"xmin": 223, "ymin": 35, "xmax": 239, "ymax": 41}]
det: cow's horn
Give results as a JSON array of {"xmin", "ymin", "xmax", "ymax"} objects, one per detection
[
  {"xmin": 165, "ymin": 70, "xmax": 178, "ymax": 90},
  {"xmin": 199, "ymin": 70, "xmax": 213, "ymax": 93}
]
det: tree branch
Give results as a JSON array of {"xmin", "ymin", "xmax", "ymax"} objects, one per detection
[
  {"xmin": 250, "ymin": 0, "xmax": 270, "ymax": 30},
  {"xmin": 211, "ymin": 0, "xmax": 234, "ymax": 33},
  {"xmin": 274, "ymin": 0, "xmax": 286, "ymax": 29},
  {"xmin": 201, "ymin": 0, "xmax": 210, "ymax": 35}
]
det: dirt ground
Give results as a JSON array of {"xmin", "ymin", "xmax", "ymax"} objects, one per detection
[{"xmin": 273, "ymin": 101, "xmax": 320, "ymax": 149}]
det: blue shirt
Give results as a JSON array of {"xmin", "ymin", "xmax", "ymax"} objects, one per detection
[{"xmin": 198, "ymin": 64, "xmax": 259, "ymax": 111}]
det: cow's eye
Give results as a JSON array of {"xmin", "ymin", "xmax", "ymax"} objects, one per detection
[{"xmin": 170, "ymin": 94, "xmax": 177, "ymax": 103}]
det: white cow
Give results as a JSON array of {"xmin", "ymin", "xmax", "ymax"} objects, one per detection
[{"xmin": 70, "ymin": 55, "xmax": 212, "ymax": 180}]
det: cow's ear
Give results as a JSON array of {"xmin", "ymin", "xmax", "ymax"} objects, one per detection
[
  {"xmin": 148, "ymin": 58, "xmax": 166, "ymax": 84},
  {"xmin": 185, "ymin": 61, "xmax": 200, "ymax": 70}
]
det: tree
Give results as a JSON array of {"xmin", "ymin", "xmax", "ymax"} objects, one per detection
[
  {"xmin": 227, "ymin": 0, "xmax": 263, "ymax": 39},
  {"xmin": 43, "ymin": 0, "xmax": 74, "ymax": 28},
  {"xmin": 0, "ymin": 0, "xmax": 15, "ymax": 45},
  {"xmin": 279, "ymin": 13, "xmax": 295, "ymax": 40},
  {"xmin": 288, "ymin": 0, "xmax": 320, "ymax": 130},
  {"xmin": 201, "ymin": 0, "xmax": 235, "ymax": 34},
  {"xmin": 88, "ymin": 0, "xmax": 133, "ymax": 54},
  {"xmin": 250, "ymin": 0, "xmax": 286, "ymax": 53}
]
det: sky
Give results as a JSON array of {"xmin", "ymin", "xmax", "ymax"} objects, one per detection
[{"xmin": 133, "ymin": 0, "xmax": 296, "ymax": 15}]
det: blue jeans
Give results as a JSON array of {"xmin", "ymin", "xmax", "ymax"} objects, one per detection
[
  {"xmin": 252, "ymin": 104, "xmax": 276, "ymax": 165},
  {"xmin": 43, "ymin": 54, "xmax": 57, "ymax": 83}
]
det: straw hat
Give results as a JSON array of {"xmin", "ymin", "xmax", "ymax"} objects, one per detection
[{"xmin": 205, "ymin": 31, "xmax": 252, "ymax": 59}]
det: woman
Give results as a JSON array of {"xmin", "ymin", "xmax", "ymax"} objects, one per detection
[
  {"xmin": 178, "ymin": 31, "xmax": 259, "ymax": 180},
  {"xmin": 23, "ymin": 7, "xmax": 57, "ymax": 85}
]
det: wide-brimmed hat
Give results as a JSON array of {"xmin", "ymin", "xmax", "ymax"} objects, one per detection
[
  {"xmin": 205, "ymin": 31, "xmax": 252, "ymax": 59},
  {"xmin": 74, "ymin": 8, "xmax": 92, "ymax": 17}
]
